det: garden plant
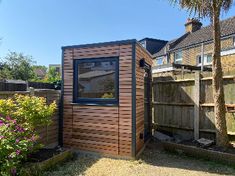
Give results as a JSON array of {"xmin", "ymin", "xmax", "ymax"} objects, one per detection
[{"xmin": 0, "ymin": 95, "xmax": 56, "ymax": 176}]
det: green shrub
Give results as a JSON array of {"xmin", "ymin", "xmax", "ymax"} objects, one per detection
[
  {"xmin": 0, "ymin": 116, "xmax": 38, "ymax": 175},
  {"xmin": 0, "ymin": 95, "xmax": 56, "ymax": 130},
  {"xmin": 0, "ymin": 95, "xmax": 56, "ymax": 175}
]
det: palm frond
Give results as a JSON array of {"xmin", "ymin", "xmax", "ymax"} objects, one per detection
[{"xmin": 168, "ymin": 0, "xmax": 233, "ymax": 18}]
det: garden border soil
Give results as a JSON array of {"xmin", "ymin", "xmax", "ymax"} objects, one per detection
[
  {"xmin": 162, "ymin": 141, "xmax": 235, "ymax": 166},
  {"xmin": 21, "ymin": 149, "xmax": 74, "ymax": 175}
]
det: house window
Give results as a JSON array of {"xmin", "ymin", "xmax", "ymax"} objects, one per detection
[
  {"xmin": 197, "ymin": 53, "xmax": 212, "ymax": 66},
  {"xmin": 73, "ymin": 57, "xmax": 119, "ymax": 105},
  {"xmin": 156, "ymin": 57, "xmax": 164, "ymax": 65},
  {"xmin": 174, "ymin": 51, "xmax": 182, "ymax": 64}
]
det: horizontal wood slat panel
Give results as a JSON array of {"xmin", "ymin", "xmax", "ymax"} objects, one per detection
[
  {"xmin": 63, "ymin": 42, "xmax": 151, "ymax": 157},
  {"xmin": 135, "ymin": 45, "xmax": 153, "ymax": 154}
]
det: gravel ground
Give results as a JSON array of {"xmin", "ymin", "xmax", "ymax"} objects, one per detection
[{"xmin": 43, "ymin": 141, "xmax": 235, "ymax": 176}]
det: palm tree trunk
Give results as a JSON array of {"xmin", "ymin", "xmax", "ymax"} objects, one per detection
[{"xmin": 212, "ymin": 3, "xmax": 229, "ymax": 147}]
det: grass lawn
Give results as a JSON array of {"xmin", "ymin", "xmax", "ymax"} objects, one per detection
[{"xmin": 43, "ymin": 141, "xmax": 235, "ymax": 176}]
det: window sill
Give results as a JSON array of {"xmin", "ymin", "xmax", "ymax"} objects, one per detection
[
  {"xmin": 70, "ymin": 102, "xmax": 118, "ymax": 107},
  {"xmin": 197, "ymin": 64, "xmax": 212, "ymax": 66}
]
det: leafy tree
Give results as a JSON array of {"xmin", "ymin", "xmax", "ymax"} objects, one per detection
[
  {"xmin": 45, "ymin": 67, "xmax": 61, "ymax": 83},
  {"xmin": 32, "ymin": 65, "xmax": 48, "ymax": 81},
  {"xmin": 0, "ymin": 52, "xmax": 36, "ymax": 81},
  {"xmin": 169, "ymin": 0, "xmax": 233, "ymax": 147},
  {"xmin": 0, "ymin": 62, "xmax": 12, "ymax": 80}
]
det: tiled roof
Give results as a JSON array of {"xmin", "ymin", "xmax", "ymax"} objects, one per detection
[
  {"xmin": 154, "ymin": 16, "xmax": 235, "ymax": 58},
  {"xmin": 153, "ymin": 39, "xmax": 176, "ymax": 57},
  {"xmin": 34, "ymin": 68, "xmax": 47, "ymax": 77}
]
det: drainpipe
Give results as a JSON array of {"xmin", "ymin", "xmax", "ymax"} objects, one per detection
[{"xmin": 201, "ymin": 43, "xmax": 204, "ymax": 71}]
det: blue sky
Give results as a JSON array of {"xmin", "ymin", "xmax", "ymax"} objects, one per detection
[{"xmin": 0, "ymin": 0, "xmax": 234, "ymax": 66}]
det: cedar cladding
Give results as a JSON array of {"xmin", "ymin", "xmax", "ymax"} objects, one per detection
[{"xmin": 62, "ymin": 41, "xmax": 152, "ymax": 157}]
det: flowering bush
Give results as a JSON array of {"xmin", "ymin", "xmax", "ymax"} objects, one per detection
[
  {"xmin": 0, "ymin": 116, "xmax": 39, "ymax": 175},
  {"xmin": 0, "ymin": 95, "xmax": 56, "ymax": 175},
  {"xmin": 0, "ymin": 95, "xmax": 56, "ymax": 130}
]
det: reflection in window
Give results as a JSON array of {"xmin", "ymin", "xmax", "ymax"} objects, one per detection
[
  {"xmin": 74, "ymin": 57, "xmax": 118, "ymax": 104},
  {"xmin": 156, "ymin": 57, "xmax": 163, "ymax": 65},
  {"xmin": 197, "ymin": 53, "xmax": 212, "ymax": 66},
  {"xmin": 174, "ymin": 51, "xmax": 182, "ymax": 64}
]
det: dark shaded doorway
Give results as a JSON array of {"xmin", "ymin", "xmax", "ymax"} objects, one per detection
[{"xmin": 144, "ymin": 65, "xmax": 151, "ymax": 142}]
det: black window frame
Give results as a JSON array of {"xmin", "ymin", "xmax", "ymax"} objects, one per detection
[{"xmin": 73, "ymin": 57, "xmax": 119, "ymax": 105}]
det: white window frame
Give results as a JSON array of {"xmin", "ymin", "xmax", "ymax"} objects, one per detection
[
  {"xmin": 233, "ymin": 36, "xmax": 235, "ymax": 47},
  {"xmin": 156, "ymin": 57, "xmax": 164, "ymax": 65},
  {"xmin": 197, "ymin": 53, "xmax": 212, "ymax": 66}
]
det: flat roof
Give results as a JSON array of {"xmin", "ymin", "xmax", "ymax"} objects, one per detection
[{"xmin": 62, "ymin": 39, "xmax": 137, "ymax": 50}]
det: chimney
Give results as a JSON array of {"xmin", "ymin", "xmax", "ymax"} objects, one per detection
[{"xmin": 185, "ymin": 18, "xmax": 202, "ymax": 33}]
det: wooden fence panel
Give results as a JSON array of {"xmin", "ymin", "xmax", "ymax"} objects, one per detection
[
  {"xmin": 0, "ymin": 81, "xmax": 56, "ymax": 91},
  {"xmin": 153, "ymin": 74, "xmax": 235, "ymax": 139},
  {"xmin": 0, "ymin": 82, "xmax": 27, "ymax": 91}
]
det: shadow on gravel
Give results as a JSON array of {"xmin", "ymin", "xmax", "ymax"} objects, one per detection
[
  {"xmin": 140, "ymin": 140, "xmax": 235, "ymax": 176},
  {"xmin": 43, "ymin": 152, "xmax": 100, "ymax": 176}
]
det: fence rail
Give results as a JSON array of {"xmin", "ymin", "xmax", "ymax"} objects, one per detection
[{"xmin": 0, "ymin": 80, "xmax": 56, "ymax": 91}]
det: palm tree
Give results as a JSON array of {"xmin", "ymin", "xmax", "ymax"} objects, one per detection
[{"xmin": 169, "ymin": 0, "xmax": 233, "ymax": 147}]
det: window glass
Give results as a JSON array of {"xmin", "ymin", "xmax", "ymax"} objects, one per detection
[
  {"xmin": 197, "ymin": 56, "xmax": 202, "ymax": 64},
  {"xmin": 197, "ymin": 53, "xmax": 212, "ymax": 65},
  {"xmin": 140, "ymin": 41, "xmax": 146, "ymax": 48},
  {"xmin": 74, "ymin": 57, "xmax": 118, "ymax": 104},
  {"xmin": 206, "ymin": 54, "xmax": 212, "ymax": 64},
  {"xmin": 174, "ymin": 51, "xmax": 182, "ymax": 64},
  {"xmin": 156, "ymin": 57, "xmax": 163, "ymax": 65}
]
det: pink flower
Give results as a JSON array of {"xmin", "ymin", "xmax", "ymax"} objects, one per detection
[
  {"xmin": 30, "ymin": 135, "xmax": 37, "ymax": 141},
  {"xmin": 16, "ymin": 150, "xmax": 21, "ymax": 155},
  {"xmin": 15, "ymin": 125, "xmax": 24, "ymax": 132},
  {"xmin": 15, "ymin": 138, "xmax": 20, "ymax": 143},
  {"xmin": 0, "ymin": 121, "xmax": 4, "ymax": 127},
  {"xmin": 11, "ymin": 168, "xmax": 16, "ymax": 176},
  {"xmin": 0, "ymin": 136, "xmax": 4, "ymax": 139},
  {"xmin": 6, "ymin": 116, "xmax": 12, "ymax": 121}
]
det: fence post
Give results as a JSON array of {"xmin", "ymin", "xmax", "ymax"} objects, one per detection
[
  {"xmin": 194, "ymin": 71, "xmax": 201, "ymax": 140},
  {"xmin": 26, "ymin": 81, "xmax": 29, "ymax": 91},
  {"xmin": 29, "ymin": 87, "xmax": 35, "ymax": 96}
]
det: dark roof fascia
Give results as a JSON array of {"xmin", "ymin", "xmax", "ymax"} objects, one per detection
[
  {"xmin": 62, "ymin": 39, "xmax": 137, "ymax": 50},
  {"xmin": 169, "ymin": 33, "xmax": 235, "ymax": 53},
  {"xmin": 139, "ymin": 37, "xmax": 168, "ymax": 43}
]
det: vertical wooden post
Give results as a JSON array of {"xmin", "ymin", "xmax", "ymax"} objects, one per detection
[
  {"xmin": 26, "ymin": 81, "xmax": 29, "ymax": 91},
  {"xmin": 201, "ymin": 43, "xmax": 204, "ymax": 71},
  {"xmin": 29, "ymin": 87, "xmax": 35, "ymax": 96},
  {"xmin": 181, "ymin": 66, "xmax": 185, "ymax": 79},
  {"xmin": 194, "ymin": 71, "xmax": 200, "ymax": 140}
]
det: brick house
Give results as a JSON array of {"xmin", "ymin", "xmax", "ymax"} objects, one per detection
[{"xmin": 150, "ymin": 16, "xmax": 235, "ymax": 75}]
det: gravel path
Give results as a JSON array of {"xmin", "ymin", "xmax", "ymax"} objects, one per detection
[{"xmin": 43, "ymin": 142, "xmax": 235, "ymax": 176}]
